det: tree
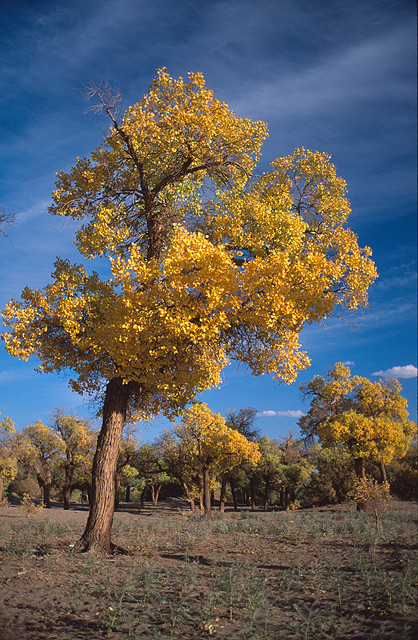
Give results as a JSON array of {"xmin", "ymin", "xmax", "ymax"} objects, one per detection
[
  {"xmin": 53, "ymin": 410, "xmax": 95, "ymax": 509},
  {"xmin": 2, "ymin": 70, "xmax": 376, "ymax": 551},
  {"xmin": 0, "ymin": 415, "xmax": 17, "ymax": 500},
  {"xmin": 19, "ymin": 421, "xmax": 65, "ymax": 508},
  {"xmin": 220, "ymin": 407, "xmax": 260, "ymax": 510},
  {"xmin": 115, "ymin": 433, "xmax": 140, "ymax": 509},
  {"xmin": 299, "ymin": 363, "xmax": 417, "ymax": 481},
  {"xmin": 173, "ymin": 403, "xmax": 260, "ymax": 515},
  {"xmin": 133, "ymin": 443, "xmax": 170, "ymax": 506}
]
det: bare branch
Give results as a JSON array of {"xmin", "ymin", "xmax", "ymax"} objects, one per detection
[{"xmin": 0, "ymin": 207, "xmax": 16, "ymax": 237}]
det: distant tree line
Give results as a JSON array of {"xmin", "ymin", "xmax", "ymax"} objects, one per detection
[{"xmin": 1, "ymin": 370, "xmax": 416, "ymax": 511}]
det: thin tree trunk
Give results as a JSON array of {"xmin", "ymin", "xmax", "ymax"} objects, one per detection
[
  {"xmin": 354, "ymin": 457, "xmax": 367, "ymax": 511},
  {"xmin": 379, "ymin": 461, "xmax": 388, "ymax": 483},
  {"xmin": 182, "ymin": 482, "xmax": 195, "ymax": 512},
  {"xmin": 125, "ymin": 484, "xmax": 131, "ymax": 502},
  {"xmin": 75, "ymin": 378, "xmax": 133, "ymax": 553},
  {"xmin": 230, "ymin": 477, "xmax": 238, "ymax": 511},
  {"xmin": 263, "ymin": 479, "xmax": 270, "ymax": 511},
  {"xmin": 203, "ymin": 465, "xmax": 211, "ymax": 516},
  {"xmin": 219, "ymin": 475, "xmax": 227, "ymax": 512},
  {"xmin": 63, "ymin": 484, "xmax": 71, "ymax": 510}
]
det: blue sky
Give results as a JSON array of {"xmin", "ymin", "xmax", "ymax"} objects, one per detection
[{"xmin": 0, "ymin": 0, "xmax": 416, "ymax": 441}]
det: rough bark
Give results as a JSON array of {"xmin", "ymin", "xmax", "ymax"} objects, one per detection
[{"xmin": 75, "ymin": 378, "xmax": 133, "ymax": 553}]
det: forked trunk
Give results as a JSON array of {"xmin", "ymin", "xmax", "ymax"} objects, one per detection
[{"xmin": 75, "ymin": 378, "xmax": 133, "ymax": 553}]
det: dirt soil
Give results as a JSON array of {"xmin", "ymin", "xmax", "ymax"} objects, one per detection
[{"xmin": 0, "ymin": 499, "xmax": 417, "ymax": 639}]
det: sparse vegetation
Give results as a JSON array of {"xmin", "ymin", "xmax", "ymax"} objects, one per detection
[{"xmin": 0, "ymin": 498, "xmax": 416, "ymax": 639}]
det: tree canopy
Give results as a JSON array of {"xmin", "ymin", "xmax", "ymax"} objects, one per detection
[{"xmin": 299, "ymin": 362, "xmax": 417, "ymax": 479}]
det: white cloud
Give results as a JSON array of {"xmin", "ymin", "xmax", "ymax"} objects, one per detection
[
  {"xmin": 372, "ymin": 365, "xmax": 418, "ymax": 379},
  {"xmin": 342, "ymin": 361, "xmax": 355, "ymax": 366},
  {"xmin": 257, "ymin": 410, "xmax": 305, "ymax": 418}
]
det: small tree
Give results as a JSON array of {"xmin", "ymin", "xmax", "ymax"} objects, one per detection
[
  {"xmin": 20, "ymin": 421, "xmax": 65, "ymax": 508},
  {"xmin": 53, "ymin": 410, "xmax": 95, "ymax": 509},
  {"xmin": 174, "ymin": 403, "xmax": 261, "ymax": 515},
  {"xmin": 299, "ymin": 363, "xmax": 417, "ymax": 481}
]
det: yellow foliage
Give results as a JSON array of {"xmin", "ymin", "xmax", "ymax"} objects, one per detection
[
  {"xmin": 2, "ymin": 71, "xmax": 377, "ymax": 420},
  {"xmin": 21, "ymin": 492, "xmax": 45, "ymax": 518},
  {"xmin": 302, "ymin": 363, "xmax": 417, "ymax": 466},
  {"xmin": 175, "ymin": 403, "xmax": 261, "ymax": 475}
]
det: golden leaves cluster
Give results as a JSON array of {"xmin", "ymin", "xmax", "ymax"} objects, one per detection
[{"xmin": 303, "ymin": 363, "xmax": 417, "ymax": 466}]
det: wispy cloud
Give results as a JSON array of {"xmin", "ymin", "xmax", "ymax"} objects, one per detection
[
  {"xmin": 372, "ymin": 365, "xmax": 417, "ymax": 379},
  {"xmin": 342, "ymin": 361, "xmax": 355, "ymax": 366},
  {"xmin": 257, "ymin": 410, "xmax": 305, "ymax": 418}
]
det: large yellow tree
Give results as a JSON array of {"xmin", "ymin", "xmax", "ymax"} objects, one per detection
[{"xmin": 2, "ymin": 70, "xmax": 376, "ymax": 551}]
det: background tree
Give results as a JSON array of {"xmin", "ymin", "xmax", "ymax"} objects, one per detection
[
  {"xmin": 133, "ymin": 444, "xmax": 171, "ymax": 506},
  {"xmin": 309, "ymin": 445, "xmax": 357, "ymax": 505},
  {"xmin": 299, "ymin": 363, "xmax": 417, "ymax": 481},
  {"xmin": 115, "ymin": 433, "xmax": 140, "ymax": 509},
  {"xmin": 156, "ymin": 431, "xmax": 202, "ymax": 511},
  {"xmin": 2, "ymin": 71, "xmax": 376, "ymax": 551},
  {"xmin": 53, "ymin": 410, "xmax": 95, "ymax": 509},
  {"xmin": 172, "ymin": 403, "xmax": 260, "ymax": 515},
  {"xmin": 0, "ymin": 415, "xmax": 17, "ymax": 500},
  {"xmin": 219, "ymin": 407, "xmax": 260, "ymax": 511},
  {"xmin": 252, "ymin": 437, "xmax": 283, "ymax": 510},
  {"xmin": 19, "ymin": 421, "xmax": 65, "ymax": 508}
]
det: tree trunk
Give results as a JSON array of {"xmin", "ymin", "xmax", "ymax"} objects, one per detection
[
  {"xmin": 249, "ymin": 479, "xmax": 256, "ymax": 511},
  {"xmin": 354, "ymin": 457, "xmax": 366, "ymax": 480},
  {"xmin": 114, "ymin": 477, "xmax": 120, "ymax": 511},
  {"xmin": 379, "ymin": 461, "xmax": 388, "ymax": 483},
  {"xmin": 152, "ymin": 483, "xmax": 162, "ymax": 506},
  {"xmin": 43, "ymin": 483, "xmax": 51, "ymax": 509},
  {"xmin": 203, "ymin": 465, "xmax": 211, "ymax": 516},
  {"xmin": 63, "ymin": 484, "xmax": 71, "ymax": 510},
  {"xmin": 75, "ymin": 378, "xmax": 133, "ymax": 553},
  {"xmin": 230, "ymin": 477, "xmax": 238, "ymax": 511},
  {"xmin": 354, "ymin": 457, "xmax": 367, "ymax": 511},
  {"xmin": 219, "ymin": 475, "xmax": 227, "ymax": 512},
  {"xmin": 182, "ymin": 482, "xmax": 195, "ymax": 512},
  {"xmin": 125, "ymin": 484, "xmax": 131, "ymax": 502},
  {"xmin": 263, "ymin": 480, "xmax": 270, "ymax": 511}
]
